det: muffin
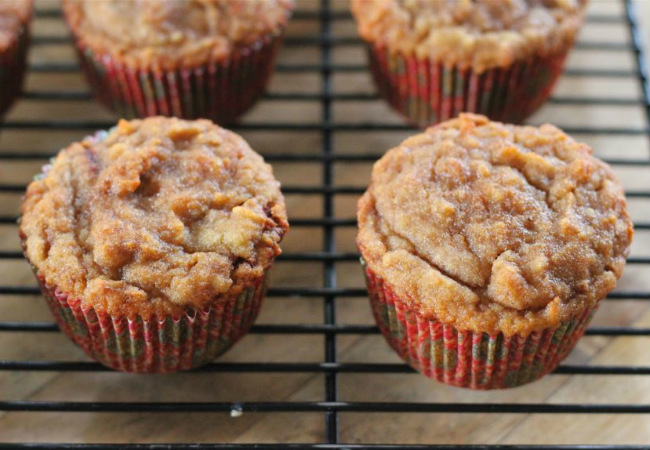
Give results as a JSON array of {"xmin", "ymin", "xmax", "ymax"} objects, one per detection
[
  {"xmin": 351, "ymin": 0, "xmax": 586, "ymax": 128},
  {"xmin": 62, "ymin": 0, "xmax": 294, "ymax": 124},
  {"xmin": 0, "ymin": 0, "xmax": 32, "ymax": 116},
  {"xmin": 357, "ymin": 114, "xmax": 633, "ymax": 389},
  {"xmin": 20, "ymin": 116, "xmax": 288, "ymax": 373}
]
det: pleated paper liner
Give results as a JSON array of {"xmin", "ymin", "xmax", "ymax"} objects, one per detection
[
  {"xmin": 36, "ymin": 272, "xmax": 269, "ymax": 373},
  {"xmin": 366, "ymin": 43, "xmax": 570, "ymax": 129},
  {"xmin": 363, "ymin": 262, "xmax": 598, "ymax": 389},
  {"xmin": 72, "ymin": 34, "xmax": 283, "ymax": 124},
  {"xmin": 0, "ymin": 22, "xmax": 30, "ymax": 116}
]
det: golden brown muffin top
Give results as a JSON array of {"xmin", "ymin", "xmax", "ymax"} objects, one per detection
[
  {"xmin": 63, "ymin": 0, "xmax": 294, "ymax": 71},
  {"xmin": 20, "ymin": 117, "xmax": 288, "ymax": 318},
  {"xmin": 0, "ymin": 0, "xmax": 32, "ymax": 50},
  {"xmin": 357, "ymin": 114, "xmax": 633, "ymax": 336},
  {"xmin": 351, "ymin": 0, "xmax": 587, "ymax": 72}
]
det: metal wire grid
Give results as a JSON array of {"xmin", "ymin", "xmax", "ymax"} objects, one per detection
[{"xmin": 0, "ymin": 0, "xmax": 649, "ymax": 448}]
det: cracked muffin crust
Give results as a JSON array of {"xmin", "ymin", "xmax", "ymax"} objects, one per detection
[
  {"xmin": 62, "ymin": 0, "xmax": 294, "ymax": 70},
  {"xmin": 20, "ymin": 117, "xmax": 288, "ymax": 318},
  {"xmin": 351, "ymin": 0, "xmax": 587, "ymax": 72},
  {"xmin": 357, "ymin": 114, "xmax": 633, "ymax": 336}
]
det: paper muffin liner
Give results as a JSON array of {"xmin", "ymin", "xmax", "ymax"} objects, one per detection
[
  {"xmin": 0, "ymin": 23, "xmax": 30, "ymax": 116},
  {"xmin": 71, "ymin": 34, "xmax": 283, "ymax": 124},
  {"xmin": 362, "ymin": 261, "xmax": 598, "ymax": 389},
  {"xmin": 32, "ymin": 271, "xmax": 269, "ymax": 373},
  {"xmin": 366, "ymin": 43, "xmax": 570, "ymax": 128}
]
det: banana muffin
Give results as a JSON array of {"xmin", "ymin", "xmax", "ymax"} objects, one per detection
[
  {"xmin": 20, "ymin": 116, "xmax": 289, "ymax": 372},
  {"xmin": 351, "ymin": 0, "xmax": 587, "ymax": 127},
  {"xmin": 357, "ymin": 113, "xmax": 633, "ymax": 389},
  {"xmin": 0, "ymin": 0, "xmax": 32, "ymax": 116},
  {"xmin": 63, "ymin": 0, "xmax": 294, "ymax": 123}
]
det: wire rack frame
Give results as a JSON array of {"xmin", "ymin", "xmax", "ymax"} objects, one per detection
[{"xmin": 0, "ymin": 0, "xmax": 649, "ymax": 448}]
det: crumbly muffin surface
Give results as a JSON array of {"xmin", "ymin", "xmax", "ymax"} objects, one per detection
[
  {"xmin": 63, "ymin": 0, "xmax": 294, "ymax": 70},
  {"xmin": 351, "ymin": 0, "xmax": 586, "ymax": 72},
  {"xmin": 357, "ymin": 114, "xmax": 633, "ymax": 335},
  {"xmin": 21, "ymin": 117, "xmax": 288, "ymax": 317},
  {"xmin": 0, "ymin": 0, "xmax": 31, "ymax": 50}
]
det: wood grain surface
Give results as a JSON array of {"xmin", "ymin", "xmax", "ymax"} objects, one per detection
[{"xmin": 0, "ymin": 0, "xmax": 649, "ymax": 445}]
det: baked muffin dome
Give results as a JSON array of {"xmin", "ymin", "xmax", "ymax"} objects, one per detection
[
  {"xmin": 63, "ymin": 0, "xmax": 294, "ymax": 70},
  {"xmin": 351, "ymin": 0, "xmax": 587, "ymax": 72},
  {"xmin": 20, "ymin": 117, "xmax": 288, "ymax": 318},
  {"xmin": 357, "ymin": 114, "xmax": 633, "ymax": 336}
]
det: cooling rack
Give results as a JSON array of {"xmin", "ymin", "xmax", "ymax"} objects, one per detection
[{"xmin": 1, "ymin": 0, "xmax": 650, "ymax": 448}]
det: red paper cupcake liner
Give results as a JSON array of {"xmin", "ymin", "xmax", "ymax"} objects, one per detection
[
  {"xmin": 0, "ymin": 23, "xmax": 30, "ymax": 116},
  {"xmin": 35, "ymin": 272, "xmax": 269, "ymax": 373},
  {"xmin": 72, "ymin": 34, "xmax": 283, "ymax": 124},
  {"xmin": 363, "ymin": 263, "xmax": 598, "ymax": 389},
  {"xmin": 366, "ymin": 43, "xmax": 570, "ymax": 128}
]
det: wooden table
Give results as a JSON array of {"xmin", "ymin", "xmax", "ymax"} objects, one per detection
[{"xmin": 1, "ymin": 0, "xmax": 649, "ymax": 446}]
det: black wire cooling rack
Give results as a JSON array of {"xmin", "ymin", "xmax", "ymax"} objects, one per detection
[{"xmin": 1, "ymin": 0, "xmax": 650, "ymax": 448}]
